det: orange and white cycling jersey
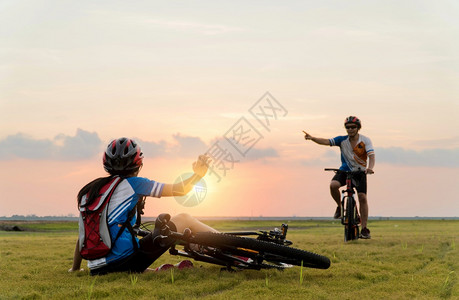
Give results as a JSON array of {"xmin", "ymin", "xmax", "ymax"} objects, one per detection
[{"xmin": 329, "ymin": 134, "xmax": 375, "ymax": 172}]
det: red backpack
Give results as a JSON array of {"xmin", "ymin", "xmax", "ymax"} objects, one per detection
[{"xmin": 78, "ymin": 176, "xmax": 124, "ymax": 260}]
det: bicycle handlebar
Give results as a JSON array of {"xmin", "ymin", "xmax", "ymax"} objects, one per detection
[
  {"xmin": 152, "ymin": 226, "xmax": 193, "ymax": 247},
  {"xmin": 324, "ymin": 168, "xmax": 340, "ymax": 172},
  {"xmin": 324, "ymin": 168, "xmax": 365, "ymax": 175}
]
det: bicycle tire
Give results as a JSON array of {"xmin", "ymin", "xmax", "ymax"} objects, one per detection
[
  {"xmin": 344, "ymin": 196, "xmax": 358, "ymax": 242},
  {"xmin": 352, "ymin": 201, "xmax": 360, "ymax": 240},
  {"xmin": 189, "ymin": 232, "xmax": 330, "ymax": 269}
]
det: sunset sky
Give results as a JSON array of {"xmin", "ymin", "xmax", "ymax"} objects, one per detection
[{"xmin": 1, "ymin": 1, "xmax": 458, "ymax": 218}]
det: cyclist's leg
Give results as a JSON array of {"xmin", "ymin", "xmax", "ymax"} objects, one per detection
[
  {"xmin": 330, "ymin": 180, "xmax": 341, "ymax": 206},
  {"xmin": 355, "ymin": 173, "xmax": 368, "ymax": 228},
  {"xmin": 330, "ymin": 174, "xmax": 345, "ymax": 218},
  {"xmin": 330, "ymin": 172, "xmax": 346, "ymax": 204},
  {"xmin": 171, "ymin": 213, "xmax": 218, "ymax": 233},
  {"xmin": 357, "ymin": 192, "xmax": 368, "ymax": 228}
]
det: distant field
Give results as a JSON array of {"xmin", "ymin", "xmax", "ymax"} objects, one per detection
[{"xmin": 0, "ymin": 220, "xmax": 457, "ymax": 299}]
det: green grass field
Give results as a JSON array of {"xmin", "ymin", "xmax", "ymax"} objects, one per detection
[{"xmin": 0, "ymin": 220, "xmax": 457, "ymax": 299}]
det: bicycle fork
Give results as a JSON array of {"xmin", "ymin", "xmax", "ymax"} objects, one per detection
[
  {"xmin": 341, "ymin": 190, "xmax": 360, "ymax": 241},
  {"xmin": 340, "ymin": 188, "xmax": 353, "ymax": 226}
]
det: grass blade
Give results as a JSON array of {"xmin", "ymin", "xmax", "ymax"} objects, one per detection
[
  {"xmin": 130, "ymin": 274, "xmax": 138, "ymax": 286},
  {"xmin": 87, "ymin": 278, "xmax": 96, "ymax": 300},
  {"xmin": 300, "ymin": 260, "xmax": 303, "ymax": 285}
]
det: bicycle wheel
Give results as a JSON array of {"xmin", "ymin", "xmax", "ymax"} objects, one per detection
[
  {"xmin": 344, "ymin": 196, "xmax": 359, "ymax": 242},
  {"xmin": 188, "ymin": 232, "xmax": 330, "ymax": 269}
]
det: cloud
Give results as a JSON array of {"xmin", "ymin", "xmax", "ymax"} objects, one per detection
[
  {"xmin": 0, "ymin": 129, "xmax": 102, "ymax": 160},
  {"xmin": 0, "ymin": 130, "xmax": 288, "ymax": 163},
  {"xmin": 0, "ymin": 130, "xmax": 208, "ymax": 161},
  {"xmin": 204, "ymin": 136, "xmax": 281, "ymax": 163},
  {"xmin": 410, "ymin": 137, "xmax": 459, "ymax": 148},
  {"xmin": 377, "ymin": 147, "xmax": 459, "ymax": 167},
  {"xmin": 245, "ymin": 147, "xmax": 279, "ymax": 161},
  {"xmin": 137, "ymin": 134, "xmax": 208, "ymax": 158},
  {"xmin": 135, "ymin": 139, "xmax": 168, "ymax": 158},
  {"xmin": 0, "ymin": 131, "xmax": 212, "ymax": 161},
  {"xmin": 301, "ymin": 149, "xmax": 341, "ymax": 167},
  {"xmin": 0, "ymin": 133, "xmax": 54, "ymax": 160},
  {"xmin": 167, "ymin": 134, "xmax": 279, "ymax": 161},
  {"xmin": 55, "ymin": 129, "xmax": 103, "ymax": 160},
  {"xmin": 172, "ymin": 134, "xmax": 208, "ymax": 156},
  {"xmin": 302, "ymin": 147, "xmax": 459, "ymax": 168}
]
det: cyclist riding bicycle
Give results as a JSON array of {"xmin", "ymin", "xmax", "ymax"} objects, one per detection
[
  {"xmin": 69, "ymin": 137, "xmax": 217, "ymax": 274},
  {"xmin": 303, "ymin": 116, "xmax": 375, "ymax": 239}
]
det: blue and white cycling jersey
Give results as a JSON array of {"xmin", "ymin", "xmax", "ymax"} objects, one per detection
[
  {"xmin": 329, "ymin": 134, "xmax": 374, "ymax": 172},
  {"xmin": 88, "ymin": 177, "xmax": 164, "ymax": 270}
]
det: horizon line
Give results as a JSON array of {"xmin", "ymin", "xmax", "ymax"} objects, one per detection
[{"xmin": 1, "ymin": 215, "xmax": 458, "ymax": 220}]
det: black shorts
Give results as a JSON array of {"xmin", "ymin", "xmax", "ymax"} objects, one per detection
[
  {"xmin": 90, "ymin": 221, "xmax": 177, "ymax": 275},
  {"xmin": 332, "ymin": 172, "xmax": 367, "ymax": 194}
]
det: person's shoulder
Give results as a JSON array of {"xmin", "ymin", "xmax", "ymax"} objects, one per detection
[
  {"xmin": 359, "ymin": 134, "xmax": 374, "ymax": 152},
  {"xmin": 333, "ymin": 135, "xmax": 349, "ymax": 142},
  {"xmin": 359, "ymin": 134, "xmax": 373, "ymax": 143},
  {"xmin": 329, "ymin": 135, "xmax": 348, "ymax": 146},
  {"xmin": 125, "ymin": 176, "xmax": 153, "ymax": 185}
]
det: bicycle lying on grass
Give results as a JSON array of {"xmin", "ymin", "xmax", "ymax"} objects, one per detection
[
  {"xmin": 325, "ymin": 168, "xmax": 364, "ymax": 242},
  {"xmin": 136, "ymin": 214, "xmax": 331, "ymax": 271}
]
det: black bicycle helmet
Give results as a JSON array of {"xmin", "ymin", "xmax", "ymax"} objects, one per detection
[
  {"xmin": 103, "ymin": 137, "xmax": 144, "ymax": 175},
  {"xmin": 344, "ymin": 116, "xmax": 362, "ymax": 129}
]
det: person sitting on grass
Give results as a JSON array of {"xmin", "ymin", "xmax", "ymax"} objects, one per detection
[{"xmin": 69, "ymin": 137, "xmax": 216, "ymax": 275}]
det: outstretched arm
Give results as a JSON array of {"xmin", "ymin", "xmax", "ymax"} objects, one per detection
[
  {"xmin": 162, "ymin": 154, "xmax": 211, "ymax": 197},
  {"xmin": 303, "ymin": 130, "xmax": 330, "ymax": 146}
]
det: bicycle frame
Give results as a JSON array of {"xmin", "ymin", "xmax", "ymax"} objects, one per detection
[
  {"xmin": 138, "ymin": 219, "xmax": 296, "ymax": 271},
  {"xmin": 166, "ymin": 230, "xmax": 292, "ymax": 271},
  {"xmin": 325, "ymin": 168, "xmax": 362, "ymax": 242}
]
